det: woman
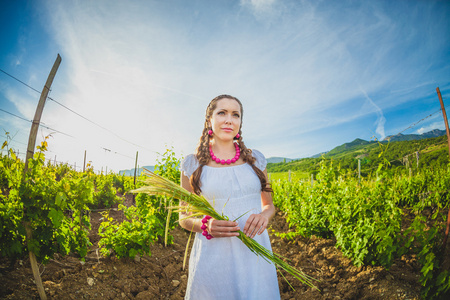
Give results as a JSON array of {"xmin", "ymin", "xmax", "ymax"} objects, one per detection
[{"xmin": 179, "ymin": 94, "xmax": 281, "ymax": 299}]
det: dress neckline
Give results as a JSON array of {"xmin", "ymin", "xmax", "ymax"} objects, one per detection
[{"xmin": 203, "ymin": 162, "xmax": 248, "ymax": 169}]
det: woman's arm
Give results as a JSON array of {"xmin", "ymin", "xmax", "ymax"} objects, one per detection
[
  {"xmin": 179, "ymin": 172, "xmax": 240, "ymax": 237},
  {"xmin": 243, "ymin": 169, "xmax": 275, "ymax": 238},
  {"xmin": 179, "ymin": 172, "xmax": 202, "ymax": 233}
]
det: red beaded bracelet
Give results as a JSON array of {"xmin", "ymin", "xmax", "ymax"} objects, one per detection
[{"xmin": 201, "ymin": 215, "xmax": 214, "ymax": 240}]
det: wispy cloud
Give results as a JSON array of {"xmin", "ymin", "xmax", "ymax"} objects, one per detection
[
  {"xmin": 240, "ymin": 0, "xmax": 278, "ymax": 17},
  {"xmin": 3, "ymin": 86, "xmax": 35, "ymax": 120},
  {"xmin": 359, "ymin": 86, "xmax": 386, "ymax": 140},
  {"xmin": 417, "ymin": 120, "xmax": 445, "ymax": 135}
]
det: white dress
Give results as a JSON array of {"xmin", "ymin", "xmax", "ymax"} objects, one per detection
[{"xmin": 180, "ymin": 149, "xmax": 280, "ymax": 300}]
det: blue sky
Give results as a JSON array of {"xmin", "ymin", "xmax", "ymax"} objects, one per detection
[{"xmin": 1, "ymin": 0, "xmax": 449, "ymax": 172}]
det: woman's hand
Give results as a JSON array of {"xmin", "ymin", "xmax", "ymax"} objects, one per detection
[
  {"xmin": 207, "ymin": 219, "xmax": 240, "ymax": 238},
  {"xmin": 243, "ymin": 213, "xmax": 269, "ymax": 238}
]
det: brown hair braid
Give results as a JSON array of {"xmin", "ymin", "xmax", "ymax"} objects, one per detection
[{"xmin": 190, "ymin": 95, "xmax": 272, "ymax": 195}]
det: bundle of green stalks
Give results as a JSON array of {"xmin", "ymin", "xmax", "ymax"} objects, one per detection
[{"xmin": 131, "ymin": 169, "xmax": 318, "ymax": 290}]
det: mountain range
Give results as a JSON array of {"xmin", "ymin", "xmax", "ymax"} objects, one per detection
[
  {"xmin": 382, "ymin": 129, "xmax": 446, "ymax": 142},
  {"xmin": 298, "ymin": 129, "xmax": 446, "ymax": 160},
  {"xmin": 119, "ymin": 129, "xmax": 447, "ymax": 174},
  {"xmin": 119, "ymin": 166, "xmax": 155, "ymax": 177}
]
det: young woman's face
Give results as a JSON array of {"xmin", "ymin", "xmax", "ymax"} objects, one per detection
[{"xmin": 209, "ymin": 98, "xmax": 242, "ymax": 143}]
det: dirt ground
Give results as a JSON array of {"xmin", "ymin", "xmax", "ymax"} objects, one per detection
[{"xmin": 0, "ymin": 196, "xmax": 431, "ymax": 299}]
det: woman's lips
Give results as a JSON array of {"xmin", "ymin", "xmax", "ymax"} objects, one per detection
[{"xmin": 222, "ymin": 128, "xmax": 233, "ymax": 132}]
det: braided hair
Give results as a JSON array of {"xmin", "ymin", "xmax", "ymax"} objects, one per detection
[{"xmin": 190, "ymin": 95, "xmax": 272, "ymax": 195}]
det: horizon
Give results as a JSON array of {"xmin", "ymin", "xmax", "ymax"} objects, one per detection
[{"xmin": 1, "ymin": 0, "xmax": 449, "ymax": 172}]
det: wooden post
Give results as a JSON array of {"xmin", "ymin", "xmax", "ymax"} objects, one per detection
[
  {"xmin": 133, "ymin": 151, "xmax": 138, "ymax": 204},
  {"xmin": 83, "ymin": 150, "xmax": 86, "ymax": 172},
  {"xmin": 436, "ymin": 87, "xmax": 450, "ymax": 161},
  {"xmin": 436, "ymin": 87, "xmax": 450, "ymax": 261},
  {"xmin": 311, "ymin": 173, "xmax": 314, "ymax": 188},
  {"xmin": 416, "ymin": 151, "xmax": 419, "ymax": 169},
  {"xmin": 23, "ymin": 54, "xmax": 61, "ymax": 300},
  {"xmin": 133, "ymin": 151, "xmax": 139, "ymax": 187},
  {"xmin": 358, "ymin": 159, "xmax": 361, "ymax": 184},
  {"xmin": 24, "ymin": 55, "xmax": 61, "ymax": 171},
  {"xmin": 288, "ymin": 170, "xmax": 291, "ymax": 182}
]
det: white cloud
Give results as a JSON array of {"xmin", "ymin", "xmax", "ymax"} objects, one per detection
[
  {"xmin": 241, "ymin": 0, "xmax": 277, "ymax": 13},
  {"xmin": 417, "ymin": 121, "xmax": 445, "ymax": 135},
  {"xmin": 239, "ymin": 0, "xmax": 286, "ymax": 23},
  {"xmin": 359, "ymin": 87, "xmax": 386, "ymax": 140},
  {"xmin": 3, "ymin": 87, "xmax": 36, "ymax": 120}
]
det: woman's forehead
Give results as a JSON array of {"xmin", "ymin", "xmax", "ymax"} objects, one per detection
[{"xmin": 214, "ymin": 98, "xmax": 241, "ymax": 111}]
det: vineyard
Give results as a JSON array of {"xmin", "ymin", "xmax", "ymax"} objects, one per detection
[{"xmin": 1, "ymin": 138, "xmax": 450, "ymax": 299}]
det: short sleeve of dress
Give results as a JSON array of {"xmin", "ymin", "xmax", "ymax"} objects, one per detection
[
  {"xmin": 251, "ymin": 149, "xmax": 267, "ymax": 171},
  {"xmin": 180, "ymin": 154, "xmax": 199, "ymax": 178}
]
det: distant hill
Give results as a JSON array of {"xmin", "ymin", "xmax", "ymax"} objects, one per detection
[
  {"xmin": 310, "ymin": 129, "xmax": 446, "ymax": 158},
  {"xmin": 267, "ymin": 157, "xmax": 294, "ymax": 163},
  {"xmin": 310, "ymin": 152, "xmax": 329, "ymax": 158},
  {"xmin": 119, "ymin": 165, "xmax": 154, "ymax": 176},
  {"xmin": 267, "ymin": 129, "xmax": 449, "ymax": 174},
  {"xmin": 325, "ymin": 138, "xmax": 376, "ymax": 158},
  {"xmin": 383, "ymin": 129, "xmax": 446, "ymax": 142}
]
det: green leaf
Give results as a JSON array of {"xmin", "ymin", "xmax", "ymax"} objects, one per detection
[
  {"xmin": 48, "ymin": 208, "xmax": 64, "ymax": 227},
  {"xmin": 55, "ymin": 192, "xmax": 67, "ymax": 208}
]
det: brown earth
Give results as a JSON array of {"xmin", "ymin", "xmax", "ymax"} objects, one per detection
[{"xmin": 0, "ymin": 196, "xmax": 425, "ymax": 299}]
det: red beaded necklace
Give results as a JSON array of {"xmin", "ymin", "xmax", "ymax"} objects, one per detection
[{"xmin": 209, "ymin": 143, "xmax": 240, "ymax": 165}]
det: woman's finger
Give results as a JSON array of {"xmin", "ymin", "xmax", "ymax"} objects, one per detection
[
  {"xmin": 249, "ymin": 218, "xmax": 264, "ymax": 238},
  {"xmin": 211, "ymin": 219, "xmax": 239, "ymax": 228},
  {"xmin": 244, "ymin": 214, "xmax": 268, "ymax": 238},
  {"xmin": 257, "ymin": 219, "xmax": 268, "ymax": 235},
  {"xmin": 210, "ymin": 220, "xmax": 240, "ymax": 231},
  {"xmin": 243, "ymin": 215, "xmax": 255, "ymax": 235},
  {"xmin": 208, "ymin": 219, "xmax": 240, "ymax": 238}
]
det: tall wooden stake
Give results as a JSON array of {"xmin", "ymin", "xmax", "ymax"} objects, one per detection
[
  {"xmin": 436, "ymin": 87, "xmax": 450, "ymax": 161},
  {"xmin": 23, "ymin": 54, "xmax": 61, "ymax": 300},
  {"xmin": 133, "ymin": 151, "xmax": 139, "ymax": 204},
  {"xmin": 436, "ymin": 87, "xmax": 450, "ymax": 265},
  {"xmin": 83, "ymin": 150, "xmax": 87, "ymax": 172},
  {"xmin": 133, "ymin": 151, "xmax": 139, "ymax": 187},
  {"xmin": 358, "ymin": 159, "xmax": 361, "ymax": 184}
]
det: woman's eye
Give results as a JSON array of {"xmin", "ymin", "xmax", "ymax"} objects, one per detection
[
  {"xmin": 234, "ymin": 114, "xmax": 240, "ymax": 118},
  {"xmin": 218, "ymin": 111, "xmax": 225, "ymax": 115}
]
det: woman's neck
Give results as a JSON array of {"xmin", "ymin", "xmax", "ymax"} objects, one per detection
[{"xmin": 211, "ymin": 139, "xmax": 235, "ymax": 153}]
